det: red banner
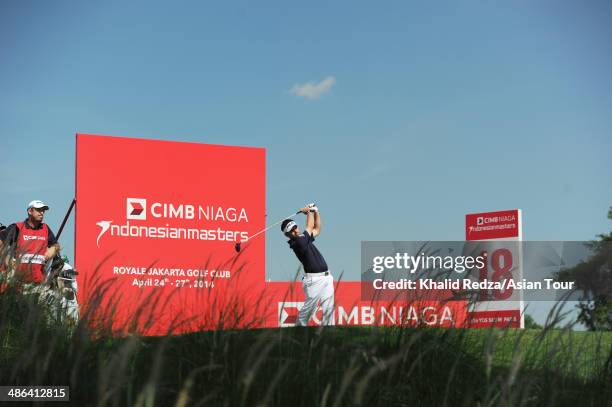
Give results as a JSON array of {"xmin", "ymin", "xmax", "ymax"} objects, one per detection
[
  {"xmin": 75, "ymin": 134, "xmax": 266, "ymax": 335},
  {"xmin": 265, "ymin": 282, "xmax": 468, "ymax": 328}
]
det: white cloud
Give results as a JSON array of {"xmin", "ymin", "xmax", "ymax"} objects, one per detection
[{"xmin": 289, "ymin": 76, "xmax": 336, "ymax": 100}]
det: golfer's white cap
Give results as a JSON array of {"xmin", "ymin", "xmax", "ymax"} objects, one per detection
[
  {"xmin": 28, "ymin": 200, "xmax": 49, "ymax": 211},
  {"xmin": 282, "ymin": 220, "xmax": 297, "ymax": 234}
]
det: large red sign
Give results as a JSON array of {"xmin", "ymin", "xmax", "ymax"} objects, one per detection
[{"xmin": 75, "ymin": 134, "xmax": 266, "ymax": 335}]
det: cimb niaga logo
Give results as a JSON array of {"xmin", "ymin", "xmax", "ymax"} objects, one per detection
[
  {"xmin": 279, "ymin": 302, "xmax": 304, "ymax": 327},
  {"xmin": 127, "ymin": 198, "xmax": 147, "ymax": 220},
  {"xmin": 477, "ymin": 217, "xmax": 484, "ymax": 225},
  {"xmin": 278, "ymin": 302, "xmax": 323, "ymax": 327},
  {"xmin": 95, "ymin": 197, "xmax": 250, "ymax": 248},
  {"xmin": 96, "ymin": 198, "xmax": 146, "ymax": 247}
]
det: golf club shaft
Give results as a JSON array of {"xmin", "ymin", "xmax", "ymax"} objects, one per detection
[
  {"xmin": 247, "ymin": 211, "xmax": 300, "ymax": 241},
  {"xmin": 44, "ymin": 198, "xmax": 76, "ymax": 277},
  {"xmin": 56, "ymin": 197, "xmax": 76, "ymax": 240}
]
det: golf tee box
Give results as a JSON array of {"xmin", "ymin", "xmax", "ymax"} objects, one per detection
[
  {"xmin": 74, "ymin": 134, "xmax": 519, "ymax": 335},
  {"xmin": 75, "ymin": 134, "xmax": 266, "ymax": 335}
]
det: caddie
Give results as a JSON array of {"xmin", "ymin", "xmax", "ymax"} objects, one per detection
[
  {"xmin": 281, "ymin": 203, "xmax": 334, "ymax": 326},
  {"xmin": 0, "ymin": 200, "xmax": 60, "ymax": 284}
]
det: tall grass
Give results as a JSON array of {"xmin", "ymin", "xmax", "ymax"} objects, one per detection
[{"xmin": 1, "ymin": 259, "xmax": 611, "ymax": 406}]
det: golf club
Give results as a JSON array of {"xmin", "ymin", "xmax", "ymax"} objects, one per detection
[{"xmin": 234, "ymin": 210, "xmax": 300, "ymax": 252}]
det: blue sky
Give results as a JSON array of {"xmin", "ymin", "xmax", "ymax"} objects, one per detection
[{"xmin": 1, "ymin": 0, "xmax": 611, "ymax": 306}]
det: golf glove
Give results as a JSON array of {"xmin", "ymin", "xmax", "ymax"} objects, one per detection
[{"xmin": 307, "ymin": 203, "xmax": 319, "ymax": 213}]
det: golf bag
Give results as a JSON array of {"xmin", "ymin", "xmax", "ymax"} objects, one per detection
[{"xmin": 45, "ymin": 254, "xmax": 80, "ymax": 324}]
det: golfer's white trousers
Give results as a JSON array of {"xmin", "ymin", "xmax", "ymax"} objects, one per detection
[{"xmin": 297, "ymin": 273, "xmax": 335, "ymax": 326}]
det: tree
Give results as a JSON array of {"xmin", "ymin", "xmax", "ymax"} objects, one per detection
[
  {"xmin": 523, "ymin": 314, "xmax": 542, "ymax": 329},
  {"xmin": 557, "ymin": 206, "xmax": 612, "ymax": 331}
]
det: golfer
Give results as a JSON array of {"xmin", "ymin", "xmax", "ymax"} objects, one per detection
[{"xmin": 281, "ymin": 203, "xmax": 334, "ymax": 326}]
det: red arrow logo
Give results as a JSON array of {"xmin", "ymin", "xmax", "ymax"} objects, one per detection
[
  {"xmin": 283, "ymin": 306, "xmax": 299, "ymax": 324},
  {"xmin": 130, "ymin": 202, "xmax": 144, "ymax": 216}
]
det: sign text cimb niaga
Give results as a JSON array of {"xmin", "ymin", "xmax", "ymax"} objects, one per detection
[{"xmin": 97, "ymin": 198, "xmax": 251, "ymax": 246}]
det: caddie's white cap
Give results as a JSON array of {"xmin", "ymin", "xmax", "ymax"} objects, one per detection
[{"xmin": 27, "ymin": 200, "xmax": 49, "ymax": 211}]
